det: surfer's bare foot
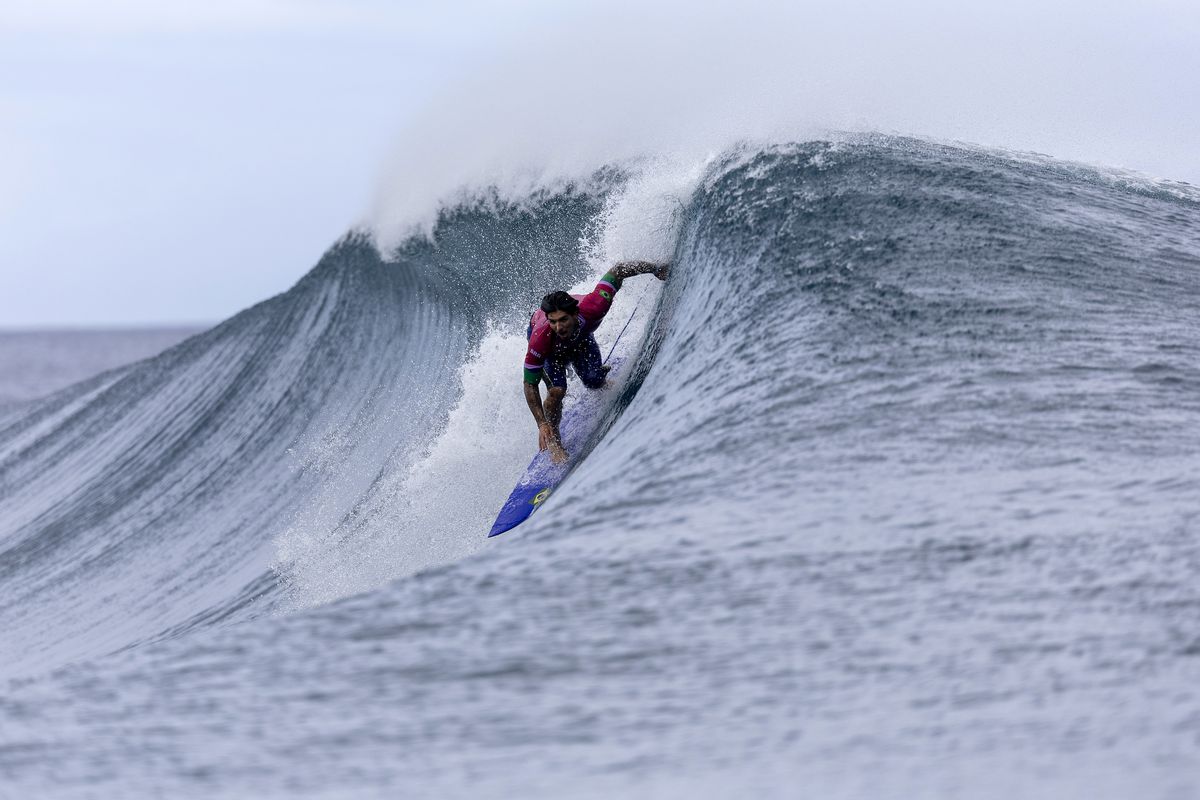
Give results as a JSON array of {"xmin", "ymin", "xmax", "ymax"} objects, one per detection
[{"xmin": 538, "ymin": 422, "xmax": 568, "ymax": 462}]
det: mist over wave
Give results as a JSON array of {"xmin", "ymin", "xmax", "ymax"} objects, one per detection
[
  {"xmin": 369, "ymin": 0, "xmax": 1200, "ymax": 244},
  {"xmin": 2, "ymin": 135, "xmax": 1199, "ymax": 798}
]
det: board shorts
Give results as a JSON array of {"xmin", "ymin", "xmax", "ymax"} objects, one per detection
[{"xmin": 526, "ymin": 323, "xmax": 607, "ymax": 390}]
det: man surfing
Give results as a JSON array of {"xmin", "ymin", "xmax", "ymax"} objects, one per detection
[{"xmin": 523, "ymin": 260, "xmax": 670, "ymax": 464}]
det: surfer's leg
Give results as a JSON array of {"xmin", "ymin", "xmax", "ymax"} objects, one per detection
[
  {"xmin": 543, "ymin": 357, "xmax": 568, "ymax": 393},
  {"xmin": 544, "ymin": 385, "xmax": 565, "ymax": 428},
  {"xmin": 573, "ymin": 334, "xmax": 607, "ymax": 389},
  {"xmin": 543, "ymin": 381, "xmax": 567, "ymax": 462},
  {"xmin": 542, "ymin": 358, "xmax": 568, "ymax": 427}
]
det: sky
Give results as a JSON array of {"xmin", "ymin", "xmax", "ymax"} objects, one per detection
[{"xmin": 2, "ymin": 0, "xmax": 1198, "ymax": 327}]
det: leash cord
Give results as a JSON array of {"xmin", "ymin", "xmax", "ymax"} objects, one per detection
[{"xmin": 603, "ymin": 294, "xmax": 644, "ymax": 364}]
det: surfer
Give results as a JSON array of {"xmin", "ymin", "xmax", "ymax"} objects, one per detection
[{"xmin": 523, "ymin": 261, "xmax": 670, "ymax": 464}]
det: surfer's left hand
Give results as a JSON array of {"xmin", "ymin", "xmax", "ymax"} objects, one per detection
[{"xmin": 654, "ymin": 262, "xmax": 671, "ymax": 281}]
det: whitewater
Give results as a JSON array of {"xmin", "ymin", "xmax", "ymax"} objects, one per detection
[{"xmin": 2, "ymin": 136, "xmax": 1199, "ymax": 798}]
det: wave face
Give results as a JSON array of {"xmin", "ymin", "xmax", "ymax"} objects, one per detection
[
  {"xmin": 3, "ymin": 138, "xmax": 1199, "ymax": 798},
  {"xmin": 0, "ymin": 189, "xmax": 604, "ymax": 678}
]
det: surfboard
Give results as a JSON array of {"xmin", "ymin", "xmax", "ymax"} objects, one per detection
[{"xmin": 488, "ymin": 359, "xmax": 623, "ymax": 537}]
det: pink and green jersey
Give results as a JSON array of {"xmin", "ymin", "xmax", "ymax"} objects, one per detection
[{"xmin": 523, "ymin": 272, "xmax": 622, "ymax": 384}]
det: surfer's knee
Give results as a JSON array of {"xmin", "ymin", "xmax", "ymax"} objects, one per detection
[{"xmin": 579, "ymin": 363, "xmax": 610, "ymax": 390}]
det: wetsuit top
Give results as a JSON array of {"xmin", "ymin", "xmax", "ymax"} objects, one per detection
[{"xmin": 523, "ymin": 272, "xmax": 622, "ymax": 384}]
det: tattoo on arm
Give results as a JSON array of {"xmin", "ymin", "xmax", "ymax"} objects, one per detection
[
  {"xmin": 611, "ymin": 261, "xmax": 661, "ymax": 280},
  {"xmin": 524, "ymin": 382, "xmax": 546, "ymax": 426}
]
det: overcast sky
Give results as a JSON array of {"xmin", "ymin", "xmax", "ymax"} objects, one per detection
[{"xmin": 2, "ymin": 0, "xmax": 1198, "ymax": 327}]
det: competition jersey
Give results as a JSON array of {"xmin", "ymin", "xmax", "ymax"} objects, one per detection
[{"xmin": 523, "ymin": 272, "xmax": 621, "ymax": 384}]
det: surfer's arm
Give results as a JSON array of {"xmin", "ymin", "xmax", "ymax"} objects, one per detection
[
  {"xmin": 524, "ymin": 381, "xmax": 567, "ymax": 461},
  {"xmin": 610, "ymin": 260, "xmax": 670, "ymax": 282},
  {"xmin": 524, "ymin": 381, "xmax": 550, "ymax": 427},
  {"xmin": 524, "ymin": 381, "xmax": 564, "ymax": 431},
  {"xmin": 578, "ymin": 261, "xmax": 671, "ymax": 321}
]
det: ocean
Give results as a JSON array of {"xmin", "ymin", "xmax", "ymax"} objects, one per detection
[
  {"xmin": 0, "ymin": 328, "xmax": 203, "ymax": 415},
  {"xmin": 1, "ymin": 136, "xmax": 1198, "ymax": 798}
]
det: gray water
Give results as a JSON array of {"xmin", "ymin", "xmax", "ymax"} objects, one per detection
[
  {"xmin": 1, "ymin": 138, "xmax": 1198, "ymax": 798},
  {"xmin": 0, "ymin": 328, "xmax": 205, "ymax": 414}
]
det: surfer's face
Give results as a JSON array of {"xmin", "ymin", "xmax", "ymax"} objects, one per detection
[{"xmin": 546, "ymin": 310, "xmax": 576, "ymax": 338}]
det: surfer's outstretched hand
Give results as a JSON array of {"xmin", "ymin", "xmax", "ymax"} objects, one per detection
[{"xmin": 654, "ymin": 262, "xmax": 671, "ymax": 281}]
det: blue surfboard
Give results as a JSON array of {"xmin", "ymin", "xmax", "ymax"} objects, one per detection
[
  {"xmin": 488, "ymin": 358, "xmax": 624, "ymax": 537},
  {"xmin": 486, "ymin": 445, "xmax": 570, "ymax": 537}
]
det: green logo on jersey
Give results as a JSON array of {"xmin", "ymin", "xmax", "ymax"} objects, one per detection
[{"xmin": 600, "ymin": 290, "xmax": 612, "ymax": 300}]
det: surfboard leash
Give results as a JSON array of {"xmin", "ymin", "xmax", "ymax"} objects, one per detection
[{"xmin": 604, "ymin": 294, "xmax": 644, "ymax": 364}]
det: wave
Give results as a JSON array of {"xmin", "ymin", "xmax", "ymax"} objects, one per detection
[
  {"xmin": 0, "ymin": 184, "xmax": 607, "ymax": 677},
  {"xmin": 2, "ymin": 136, "xmax": 1197, "ymax": 684}
]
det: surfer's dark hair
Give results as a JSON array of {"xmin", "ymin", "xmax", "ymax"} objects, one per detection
[{"xmin": 540, "ymin": 291, "xmax": 579, "ymax": 315}]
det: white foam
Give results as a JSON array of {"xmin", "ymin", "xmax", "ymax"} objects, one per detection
[
  {"xmin": 578, "ymin": 156, "xmax": 702, "ymax": 271},
  {"xmin": 273, "ymin": 324, "xmax": 528, "ymax": 608},
  {"xmin": 274, "ymin": 272, "xmax": 666, "ymax": 611}
]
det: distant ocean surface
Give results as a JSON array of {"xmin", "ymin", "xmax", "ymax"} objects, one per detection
[
  {"xmin": 0, "ymin": 327, "xmax": 205, "ymax": 414},
  {"xmin": 1, "ymin": 137, "xmax": 1198, "ymax": 799}
]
